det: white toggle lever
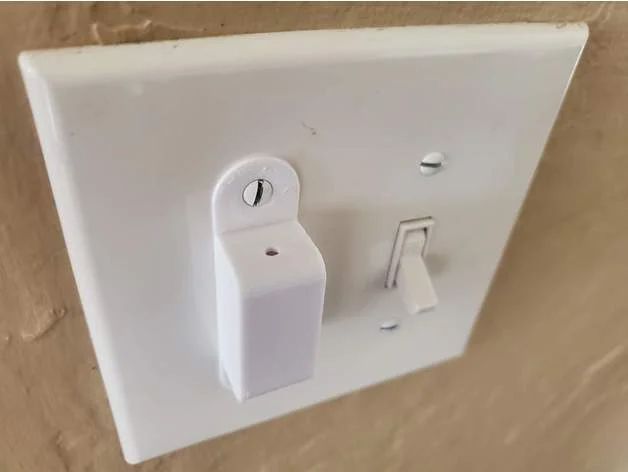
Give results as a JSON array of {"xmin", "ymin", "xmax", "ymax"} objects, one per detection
[
  {"xmin": 385, "ymin": 218, "xmax": 437, "ymax": 314},
  {"xmin": 212, "ymin": 155, "xmax": 326, "ymax": 402}
]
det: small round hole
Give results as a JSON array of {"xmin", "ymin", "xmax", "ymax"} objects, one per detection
[
  {"xmin": 379, "ymin": 320, "xmax": 399, "ymax": 331},
  {"xmin": 265, "ymin": 248, "xmax": 279, "ymax": 256}
]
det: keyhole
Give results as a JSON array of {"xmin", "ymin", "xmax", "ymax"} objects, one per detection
[{"xmin": 243, "ymin": 179, "xmax": 273, "ymax": 207}]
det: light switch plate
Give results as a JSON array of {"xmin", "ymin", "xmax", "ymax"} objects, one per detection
[{"xmin": 20, "ymin": 24, "xmax": 587, "ymax": 463}]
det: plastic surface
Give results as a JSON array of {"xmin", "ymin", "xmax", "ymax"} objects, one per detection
[
  {"xmin": 212, "ymin": 156, "xmax": 326, "ymax": 401},
  {"xmin": 387, "ymin": 218, "xmax": 438, "ymax": 314},
  {"xmin": 18, "ymin": 24, "xmax": 587, "ymax": 463}
]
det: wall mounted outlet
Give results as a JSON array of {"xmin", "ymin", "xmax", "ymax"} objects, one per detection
[{"xmin": 19, "ymin": 24, "xmax": 587, "ymax": 463}]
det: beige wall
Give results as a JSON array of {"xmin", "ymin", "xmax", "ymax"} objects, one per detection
[{"xmin": 2, "ymin": 3, "xmax": 628, "ymax": 470}]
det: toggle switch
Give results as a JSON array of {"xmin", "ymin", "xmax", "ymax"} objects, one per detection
[
  {"xmin": 212, "ymin": 155, "xmax": 326, "ymax": 402},
  {"xmin": 385, "ymin": 217, "xmax": 437, "ymax": 314}
]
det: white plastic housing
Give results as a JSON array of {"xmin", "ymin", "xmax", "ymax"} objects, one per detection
[
  {"xmin": 212, "ymin": 156, "xmax": 326, "ymax": 401},
  {"xmin": 18, "ymin": 24, "xmax": 587, "ymax": 463}
]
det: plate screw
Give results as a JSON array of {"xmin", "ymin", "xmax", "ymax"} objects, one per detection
[
  {"xmin": 419, "ymin": 152, "xmax": 446, "ymax": 176},
  {"xmin": 243, "ymin": 179, "xmax": 273, "ymax": 207},
  {"xmin": 379, "ymin": 319, "xmax": 400, "ymax": 331}
]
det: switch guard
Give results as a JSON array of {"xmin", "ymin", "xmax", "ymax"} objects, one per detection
[{"xmin": 213, "ymin": 156, "xmax": 326, "ymax": 402}]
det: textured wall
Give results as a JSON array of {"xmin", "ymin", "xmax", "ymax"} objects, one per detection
[{"xmin": 2, "ymin": 3, "xmax": 628, "ymax": 471}]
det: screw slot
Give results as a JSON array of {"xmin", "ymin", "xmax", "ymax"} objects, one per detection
[
  {"xmin": 379, "ymin": 320, "xmax": 399, "ymax": 331},
  {"xmin": 419, "ymin": 152, "xmax": 446, "ymax": 176},
  {"xmin": 243, "ymin": 179, "xmax": 273, "ymax": 207},
  {"xmin": 265, "ymin": 248, "xmax": 279, "ymax": 256}
]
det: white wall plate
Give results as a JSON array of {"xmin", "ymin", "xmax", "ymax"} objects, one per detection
[{"xmin": 20, "ymin": 24, "xmax": 587, "ymax": 463}]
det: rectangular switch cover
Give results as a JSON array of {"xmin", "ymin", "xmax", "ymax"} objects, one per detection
[{"xmin": 20, "ymin": 24, "xmax": 587, "ymax": 463}]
